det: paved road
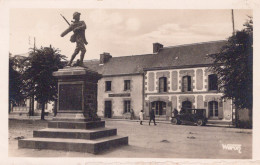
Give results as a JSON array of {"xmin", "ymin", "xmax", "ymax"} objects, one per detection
[{"xmin": 9, "ymin": 119, "xmax": 252, "ymax": 159}]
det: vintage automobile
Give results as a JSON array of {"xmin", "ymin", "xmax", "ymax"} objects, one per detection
[{"xmin": 171, "ymin": 108, "xmax": 208, "ymax": 126}]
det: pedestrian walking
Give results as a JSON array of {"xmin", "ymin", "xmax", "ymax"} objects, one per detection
[
  {"xmin": 149, "ymin": 109, "xmax": 157, "ymax": 126},
  {"xmin": 139, "ymin": 110, "xmax": 144, "ymax": 125}
]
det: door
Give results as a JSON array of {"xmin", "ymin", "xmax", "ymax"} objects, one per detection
[
  {"xmin": 182, "ymin": 101, "xmax": 192, "ymax": 109},
  {"xmin": 209, "ymin": 101, "xmax": 218, "ymax": 119},
  {"xmin": 104, "ymin": 101, "xmax": 112, "ymax": 118},
  {"xmin": 181, "ymin": 101, "xmax": 193, "ymax": 123},
  {"xmin": 151, "ymin": 101, "xmax": 166, "ymax": 116}
]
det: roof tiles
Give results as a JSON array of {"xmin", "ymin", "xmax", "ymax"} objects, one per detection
[{"xmin": 83, "ymin": 40, "xmax": 226, "ymax": 76}]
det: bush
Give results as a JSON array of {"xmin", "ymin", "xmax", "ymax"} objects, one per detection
[{"xmin": 237, "ymin": 120, "xmax": 252, "ymax": 129}]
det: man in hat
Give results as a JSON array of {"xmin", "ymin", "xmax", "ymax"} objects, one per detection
[{"xmin": 61, "ymin": 12, "xmax": 88, "ymax": 66}]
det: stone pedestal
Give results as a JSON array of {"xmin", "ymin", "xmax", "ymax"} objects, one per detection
[
  {"xmin": 52, "ymin": 66, "xmax": 101, "ymax": 121},
  {"xmin": 18, "ymin": 66, "xmax": 128, "ymax": 154}
]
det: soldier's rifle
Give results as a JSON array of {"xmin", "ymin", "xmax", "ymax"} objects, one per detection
[
  {"xmin": 60, "ymin": 14, "xmax": 78, "ymax": 38},
  {"xmin": 60, "ymin": 14, "xmax": 70, "ymax": 26},
  {"xmin": 60, "ymin": 14, "xmax": 87, "ymax": 44}
]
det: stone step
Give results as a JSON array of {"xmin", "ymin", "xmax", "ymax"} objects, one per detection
[
  {"xmin": 33, "ymin": 128, "xmax": 117, "ymax": 140},
  {"xmin": 48, "ymin": 120, "xmax": 105, "ymax": 129},
  {"xmin": 18, "ymin": 135, "xmax": 128, "ymax": 154}
]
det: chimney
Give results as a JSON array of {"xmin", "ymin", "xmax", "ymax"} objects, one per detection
[
  {"xmin": 153, "ymin": 43, "xmax": 163, "ymax": 53},
  {"xmin": 100, "ymin": 52, "xmax": 112, "ymax": 64}
]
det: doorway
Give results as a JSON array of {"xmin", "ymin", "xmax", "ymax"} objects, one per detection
[
  {"xmin": 209, "ymin": 101, "xmax": 218, "ymax": 118},
  {"xmin": 182, "ymin": 101, "xmax": 192, "ymax": 109},
  {"xmin": 151, "ymin": 101, "xmax": 166, "ymax": 115},
  {"xmin": 104, "ymin": 101, "xmax": 112, "ymax": 118}
]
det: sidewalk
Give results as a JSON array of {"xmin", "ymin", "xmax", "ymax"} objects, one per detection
[
  {"xmin": 9, "ymin": 114, "xmax": 53, "ymax": 121},
  {"xmin": 101, "ymin": 118, "xmax": 236, "ymax": 128},
  {"xmin": 9, "ymin": 115, "xmax": 235, "ymax": 128}
]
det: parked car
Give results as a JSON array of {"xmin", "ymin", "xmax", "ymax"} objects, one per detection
[{"xmin": 171, "ymin": 108, "xmax": 207, "ymax": 126}]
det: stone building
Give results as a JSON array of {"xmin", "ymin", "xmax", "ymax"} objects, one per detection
[
  {"xmin": 9, "ymin": 40, "xmax": 234, "ymax": 122},
  {"xmin": 85, "ymin": 40, "xmax": 233, "ymax": 122},
  {"xmin": 143, "ymin": 41, "xmax": 233, "ymax": 121}
]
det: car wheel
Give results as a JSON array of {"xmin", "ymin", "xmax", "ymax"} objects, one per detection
[
  {"xmin": 197, "ymin": 119, "xmax": 204, "ymax": 126},
  {"xmin": 171, "ymin": 118, "xmax": 178, "ymax": 125}
]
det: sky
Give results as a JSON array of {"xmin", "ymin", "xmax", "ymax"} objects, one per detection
[{"xmin": 10, "ymin": 9, "xmax": 252, "ymax": 61}]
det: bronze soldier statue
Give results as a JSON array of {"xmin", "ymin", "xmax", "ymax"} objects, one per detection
[{"xmin": 61, "ymin": 12, "xmax": 88, "ymax": 66}]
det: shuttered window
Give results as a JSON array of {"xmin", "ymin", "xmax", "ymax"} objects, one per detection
[
  {"xmin": 159, "ymin": 77, "xmax": 167, "ymax": 92},
  {"xmin": 182, "ymin": 76, "xmax": 191, "ymax": 92}
]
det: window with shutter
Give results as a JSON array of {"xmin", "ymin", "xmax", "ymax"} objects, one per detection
[
  {"xmin": 182, "ymin": 76, "xmax": 191, "ymax": 92},
  {"xmin": 159, "ymin": 77, "xmax": 167, "ymax": 92}
]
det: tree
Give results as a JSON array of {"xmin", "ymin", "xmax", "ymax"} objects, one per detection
[
  {"xmin": 9, "ymin": 54, "xmax": 24, "ymax": 113},
  {"xmin": 23, "ymin": 46, "xmax": 66, "ymax": 120},
  {"xmin": 210, "ymin": 18, "xmax": 253, "ymax": 122}
]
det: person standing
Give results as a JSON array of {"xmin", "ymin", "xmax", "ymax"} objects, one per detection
[
  {"xmin": 173, "ymin": 108, "xmax": 178, "ymax": 117},
  {"xmin": 139, "ymin": 110, "xmax": 144, "ymax": 125},
  {"xmin": 130, "ymin": 108, "xmax": 134, "ymax": 120},
  {"xmin": 149, "ymin": 109, "xmax": 157, "ymax": 126}
]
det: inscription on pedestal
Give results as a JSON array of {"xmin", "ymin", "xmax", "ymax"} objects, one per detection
[{"xmin": 59, "ymin": 84, "xmax": 83, "ymax": 110}]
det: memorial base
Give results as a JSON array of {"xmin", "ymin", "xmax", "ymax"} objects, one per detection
[
  {"xmin": 18, "ymin": 120, "xmax": 128, "ymax": 154},
  {"xmin": 18, "ymin": 66, "xmax": 128, "ymax": 154},
  {"xmin": 53, "ymin": 113, "xmax": 101, "ymax": 122}
]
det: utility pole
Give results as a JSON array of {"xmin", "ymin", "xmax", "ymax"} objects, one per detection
[
  {"xmin": 29, "ymin": 37, "xmax": 36, "ymax": 116},
  {"xmin": 231, "ymin": 9, "xmax": 235, "ymax": 35}
]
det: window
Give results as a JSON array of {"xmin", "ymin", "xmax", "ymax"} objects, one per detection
[
  {"xmin": 208, "ymin": 74, "xmax": 218, "ymax": 91},
  {"xmin": 105, "ymin": 81, "xmax": 111, "ymax": 91},
  {"xmin": 159, "ymin": 77, "xmax": 167, "ymax": 92},
  {"xmin": 124, "ymin": 100, "xmax": 131, "ymax": 113},
  {"xmin": 124, "ymin": 80, "xmax": 131, "ymax": 91},
  {"xmin": 151, "ymin": 101, "xmax": 166, "ymax": 115},
  {"xmin": 182, "ymin": 76, "xmax": 191, "ymax": 92}
]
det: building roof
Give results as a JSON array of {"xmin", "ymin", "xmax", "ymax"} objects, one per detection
[
  {"xmin": 84, "ymin": 40, "xmax": 227, "ymax": 76},
  {"xmin": 83, "ymin": 59, "xmax": 103, "ymax": 74},
  {"xmin": 147, "ymin": 40, "xmax": 226, "ymax": 70}
]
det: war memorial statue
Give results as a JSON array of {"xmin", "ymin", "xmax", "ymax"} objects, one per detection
[
  {"xmin": 61, "ymin": 12, "xmax": 88, "ymax": 66},
  {"xmin": 18, "ymin": 12, "xmax": 128, "ymax": 154}
]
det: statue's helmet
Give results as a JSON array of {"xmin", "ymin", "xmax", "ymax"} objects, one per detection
[{"xmin": 73, "ymin": 12, "xmax": 81, "ymax": 19}]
